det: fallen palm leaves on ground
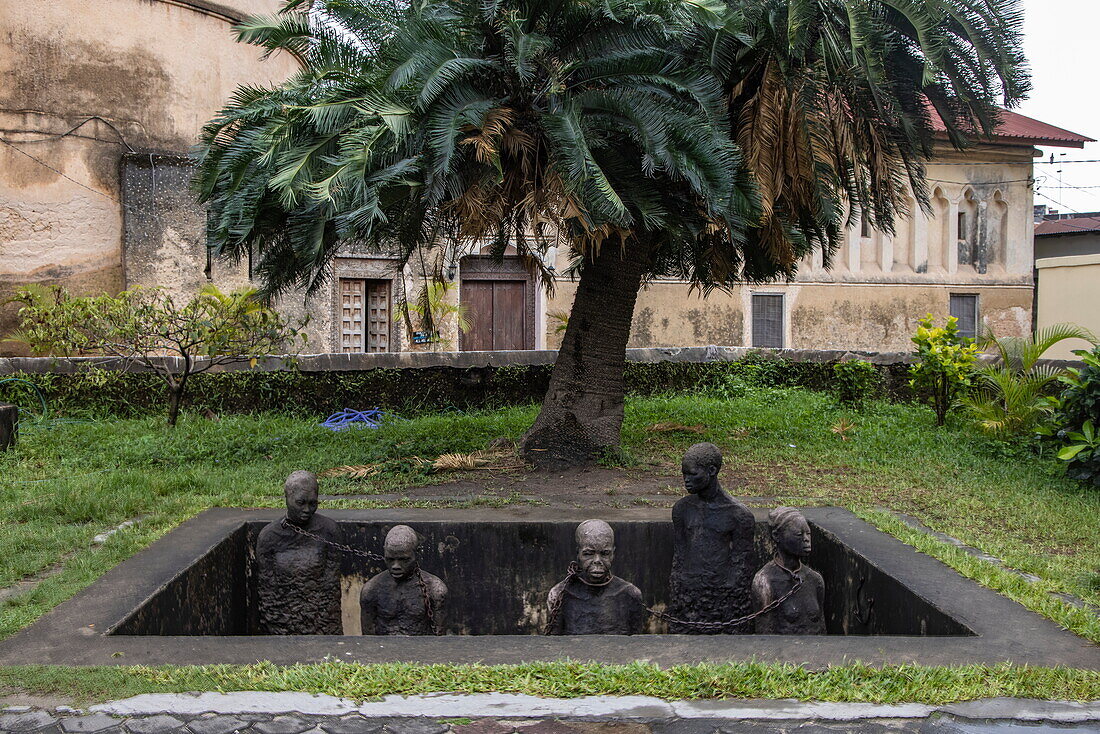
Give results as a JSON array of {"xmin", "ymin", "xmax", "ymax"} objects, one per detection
[{"xmin": 320, "ymin": 449, "xmax": 522, "ymax": 479}]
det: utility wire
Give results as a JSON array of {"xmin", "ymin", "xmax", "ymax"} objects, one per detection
[{"xmin": 0, "ymin": 138, "xmax": 118, "ymax": 203}]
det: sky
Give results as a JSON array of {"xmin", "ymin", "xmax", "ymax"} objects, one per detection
[{"xmin": 1016, "ymin": 0, "xmax": 1100, "ymax": 215}]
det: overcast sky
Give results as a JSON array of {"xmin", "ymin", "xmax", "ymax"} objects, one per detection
[{"xmin": 1016, "ymin": 0, "xmax": 1100, "ymax": 214}]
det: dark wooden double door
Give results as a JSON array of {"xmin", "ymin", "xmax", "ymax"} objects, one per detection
[{"xmin": 461, "ymin": 279, "xmax": 531, "ymax": 351}]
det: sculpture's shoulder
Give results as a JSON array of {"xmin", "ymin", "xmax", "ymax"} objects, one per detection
[
  {"xmin": 360, "ymin": 571, "xmax": 393, "ymax": 601},
  {"xmin": 548, "ymin": 577, "xmax": 572, "ymax": 607},
  {"xmin": 418, "ymin": 570, "xmax": 448, "ymax": 600},
  {"xmin": 610, "ymin": 577, "xmax": 642, "ymax": 602},
  {"xmin": 255, "ymin": 519, "xmax": 285, "ymax": 552},
  {"xmin": 307, "ymin": 513, "xmax": 341, "ymax": 540},
  {"xmin": 751, "ymin": 561, "xmax": 777, "ymax": 598},
  {"xmin": 720, "ymin": 492, "xmax": 754, "ymax": 524},
  {"xmin": 801, "ymin": 564, "xmax": 825, "ymax": 589}
]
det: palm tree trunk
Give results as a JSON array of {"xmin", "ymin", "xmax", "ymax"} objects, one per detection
[{"xmin": 521, "ymin": 236, "xmax": 648, "ymax": 468}]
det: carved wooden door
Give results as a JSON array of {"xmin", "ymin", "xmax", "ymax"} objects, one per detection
[{"xmin": 341, "ymin": 279, "xmax": 390, "ymax": 352}]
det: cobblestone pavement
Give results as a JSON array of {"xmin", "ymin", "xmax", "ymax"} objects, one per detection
[{"xmin": 2, "ymin": 696, "xmax": 1098, "ymax": 734}]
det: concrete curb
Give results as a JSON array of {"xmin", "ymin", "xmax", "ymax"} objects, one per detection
[{"xmin": 91, "ymin": 693, "xmax": 1100, "ymax": 723}]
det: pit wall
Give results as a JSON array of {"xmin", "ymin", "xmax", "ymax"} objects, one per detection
[{"xmin": 111, "ymin": 518, "xmax": 970, "ymax": 637}]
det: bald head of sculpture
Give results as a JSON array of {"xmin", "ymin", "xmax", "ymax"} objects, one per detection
[
  {"xmin": 575, "ymin": 519, "xmax": 615, "ymax": 584},
  {"xmin": 284, "ymin": 470, "xmax": 319, "ymax": 526},
  {"xmin": 682, "ymin": 442, "xmax": 722, "ymax": 497},
  {"xmin": 384, "ymin": 525, "xmax": 420, "ymax": 581}
]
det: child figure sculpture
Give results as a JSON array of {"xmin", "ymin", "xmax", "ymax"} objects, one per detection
[
  {"xmin": 360, "ymin": 525, "xmax": 448, "ymax": 635},
  {"xmin": 546, "ymin": 520, "xmax": 645, "ymax": 635},
  {"xmin": 751, "ymin": 507, "xmax": 826, "ymax": 634}
]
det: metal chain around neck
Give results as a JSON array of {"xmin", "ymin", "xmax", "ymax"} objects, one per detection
[
  {"xmin": 544, "ymin": 560, "xmax": 805, "ymax": 634},
  {"xmin": 280, "ymin": 517, "xmax": 441, "ymax": 635}
]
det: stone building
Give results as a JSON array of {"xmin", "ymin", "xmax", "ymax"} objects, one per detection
[
  {"xmin": 1, "ymin": 3, "xmax": 1092, "ymax": 355},
  {"xmin": 0, "ymin": 0, "xmax": 298, "ymax": 355}
]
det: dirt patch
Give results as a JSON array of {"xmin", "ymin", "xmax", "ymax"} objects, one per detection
[{"xmin": 317, "ymin": 457, "xmax": 829, "ymax": 510}]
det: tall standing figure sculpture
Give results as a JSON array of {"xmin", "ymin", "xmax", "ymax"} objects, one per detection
[
  {"xmin": 255, "ymin": 470, "xmax": 343, "ymax": 634},
  {"xmin": 360, "ymin": 525, "xmax": 448, "ymax": 635},
  {"xmin": 546, "ymin": 520, "xmax": 645, "ymax": 635},
  {"xmin": 752, "ymin": 507, "xmax": 826, "ymax": 634},
  {"xmin": 668, "ymin": 443, "xmax": 756, "ymax": 633}
]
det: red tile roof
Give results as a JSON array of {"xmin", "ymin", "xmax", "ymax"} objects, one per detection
[
  {"xmin": 931, "ymin": 107, "xmax": 1094, "ymax": 148},
  {"xmin": 1035, "ymin": 217, "xmax": 1100, "ymax": 236}
]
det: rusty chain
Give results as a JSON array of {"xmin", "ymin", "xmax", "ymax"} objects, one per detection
[
  {"xmin": 281, "ymin": 517, "xmax": 802, "ymax": 636},
  {"xmin": 281, "ymin": 517, "xmax": 386, "ymax": 562},
  {"xmin": 544, "ymin": 561, "xmax": 804, "ymax": 634},
  {"xmin": 280, "ymin": 517, "xmax": 440, "ymax": 635}
]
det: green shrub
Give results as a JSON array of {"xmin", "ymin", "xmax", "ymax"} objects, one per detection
[
  {"xmin": 909, "ymin": 314, "xmax": 979, "ymax": 426},
  {"xmin": 963, "ymin": 324, "xmax": 1096, "ymax": 438},
  {"xmin": 0, "ymin": 355, "xmax": 913, "ymax": 420},
  {"xmin": 832, "ymin": 359, "xmax": 881, "ymax": 409},
  {"xmin": 1051, "ymin": 346, "xmax": 1100, "ymax": 486}
]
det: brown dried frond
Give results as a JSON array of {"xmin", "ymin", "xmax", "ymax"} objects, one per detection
[
  {"xmin": 319, "ymin": 464, "xmax": 382, "ymax": 478},
  {"xmin": 830, "ymin": 418, "xmax": 856, "ymax": 441},
  {"xmin": 646, "ymin": 422, "xmax": 708, "ymax": 434}
]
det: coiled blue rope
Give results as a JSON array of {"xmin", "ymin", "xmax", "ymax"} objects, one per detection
[{"xmin": 320, "ymin": 408, "xmax": 404, "ymax": 431}]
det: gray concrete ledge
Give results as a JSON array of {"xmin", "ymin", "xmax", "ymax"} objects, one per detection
[
  {"xmin": 2, "ymin": 347, "xmax": 1082, "ymax": 376},
  {"xmin": 0, "ymin": 347, "xmax": 916, "ymax": 375},
  {"xmin": 88, "ymin": 693, "xmax": 1098, "ymax": 723}
]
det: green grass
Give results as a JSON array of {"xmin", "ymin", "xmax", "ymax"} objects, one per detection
[
  {"xmin": 1, "ymin": 388, "xmax": 1097, "ymax": 701},
  {"xmin": 1, "ymin": 661, "xmax": 1097, "ymax": 705}
]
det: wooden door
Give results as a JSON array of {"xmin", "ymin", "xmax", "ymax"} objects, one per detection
[
  {"xmin": 340, "ymin": 279, "xmax": 365, "ymax": 353},
  {"xmin": 462, "ymin": 279, "xmax": 528, "ymax": 350},
  {"xmin": 365, "ymin": 280, "xmax": 391, "ymax": 352},
  {"xmin": 341, "ymin": 278, "xmax": 390, "ymax": 353}
]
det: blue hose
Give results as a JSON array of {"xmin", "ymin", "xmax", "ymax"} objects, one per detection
[{"xmin": 320, "ymin": 408, "xmax": 403, "ymax": 431}]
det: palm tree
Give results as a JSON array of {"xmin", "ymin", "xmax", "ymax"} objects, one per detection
[
  {"xmin": 196, "ymin": 0, "xmax": 1029, "ymax": 468},
  {"xmin": 964, "ymin": 324, "xmax": 1098, "ymax": 437}
]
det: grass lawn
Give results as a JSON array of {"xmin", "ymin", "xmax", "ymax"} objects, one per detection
[{"xmin": 1, "ymin": 387, "xmax": 1097, "ymax": 701}]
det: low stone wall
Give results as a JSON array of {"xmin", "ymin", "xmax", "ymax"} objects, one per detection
[
  {"xmin": 0, "ymin": 347, "xmax": 1076, "ymax": 419},
  {"xmin": 0, "ymin": 346, "xmax": 914, "ymax": 375}
]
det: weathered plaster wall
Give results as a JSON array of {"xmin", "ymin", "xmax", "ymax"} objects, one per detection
[
  {"xmin": 546, "ymin": 144, "xmax": 1037, "ymax": 352},
  {"xmin": 1036, "ymin": 255, "xmax": 1100, "ymax": 359},
  {"xmin": 121, "ymin": 155, "xmax": 322, "ymax": 351},
  {"xmin": 0, "ymin": 0, "xmax": 298, "ymax": 354},
  {"xmin": 545, "ymin": 282, "xmax": 1030, "ymax": 352}
]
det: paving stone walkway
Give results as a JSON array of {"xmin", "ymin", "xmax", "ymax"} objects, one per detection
[{"xmin": 2, "ymin": 694, "xmax": 1099, "ymax": 734}]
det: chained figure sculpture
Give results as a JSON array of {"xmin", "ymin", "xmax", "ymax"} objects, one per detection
[
  {"xmin": 668, "ymin": 443, "xmax": 756, "ymax": 634},
  {"xmin": 255, "ymin": 470, "xmax": 343, "ymax": 634},
  {"xmin": 360, "ymin": 525, "xmax": 447, "ymax": 635},
  {"xmin": 752, "ymin": 507, "xmax": 826, "ymax": 634},
  {"xmin": 546, "ymin": 519, "xmax": 645, "ymax": 635}
]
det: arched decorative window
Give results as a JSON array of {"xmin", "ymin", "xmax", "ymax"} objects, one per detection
[
  {"xmin": 990, "ymin": 190, "xmax": 1009, "ymax": 269},
  {"xmin": 928, "ymin": 188, "xmax": 949, "ymax": 272},
  {"xmin": 958, "ymin": 189, "xmax": 979, "ymax": 269}
]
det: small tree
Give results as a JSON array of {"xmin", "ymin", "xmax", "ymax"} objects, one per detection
[
  {"xmin": 909, "ymin": 314, "xmax": 979, "ymax": 427},
  {"xmin": 7, "ymin": 284, "xmax": 305, "ymax": 426},
  {"xmin": 963, "ymin": 324, "xmax": 1098, "ymax": 438}
]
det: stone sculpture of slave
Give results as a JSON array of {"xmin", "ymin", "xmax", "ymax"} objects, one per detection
[
  {"xmin": 751, "ymin": 507, "xmax": 826, "ymax": 634},
  {"xmin": 668, "ymin": 442, "xmax": 756, "ymax": 634},
  {"xmin": 360, "ymin": 525, "xmax": 447, "ymax": 635},
  {"xmin": 255, "ymin": 471, "xmax": 343, "ymax": 634},
  {"xmin": 546, "ymin": 519, "xmax": 645, "ymax": 635}
]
